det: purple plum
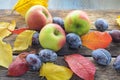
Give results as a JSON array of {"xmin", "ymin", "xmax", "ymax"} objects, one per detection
[
  {"xmin": 95, "ymin": 18, "xmax": 108, "ymax": 32},
  {"xmin": 66, "ymin": 33, "xmax": 82, "ymax": 49},
  {"xmin": 92, "ymin": 48, "xmax": 111, "ymax": 66},
  {"xmin": 109, "ymin": 30, "xmax": 120, "ymax": 43},
  {"xmin": 53, "ymin": 17, "xmax": 64, "ymax": 29}
]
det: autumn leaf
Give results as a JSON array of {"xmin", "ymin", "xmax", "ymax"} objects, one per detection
[
  {"xmin": 13, "ymin": 30, "xmax": 36, "ymax": 51},
  {"xmin": 65, "ymin": 54, "xmax": 96, "ymax": 80},
  {"xmin": 40, "ymin": 63, "xmax": 73, "ymax": 80},
  {"xmin": 116, "ymin": 15, "xmax": 120, "ymax": 26},
  {"xmin": 0, "ymin": 20, "xmax": 16, "ymax": 39},
  {"xmin": 8, "ymin": 27, "xmax": 29, "ymax": 34},
  {"xmin": 0, "ymin": 38, "xmax": 13, "ymax": 68},
  {"xmin": 13, "ymin": 0, "xmax": 48, "ymax": 16},
  {"xmin": 8, "ymin": 52, "xmax": 29, "ymax": 76},
  {"xmin": 81, "ymin": 31, "xmax": 112, "ymax": 50}
]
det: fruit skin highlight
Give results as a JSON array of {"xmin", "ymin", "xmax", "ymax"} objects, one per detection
[
  {"xmin": 39, "ymin": 23, "xmax": 66, "ymax": 51},
  {"xmin": 25, "ymin": 5, "xmax": 52, "ymax": 31},
  {"xmin": 64, "ymin": 10, "xmax": 91, "ymax": 36}
]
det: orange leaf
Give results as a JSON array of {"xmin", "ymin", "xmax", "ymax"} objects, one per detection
[{"xmin": 81, "ymin": 31, "xmax": 112, "ymax": 50}]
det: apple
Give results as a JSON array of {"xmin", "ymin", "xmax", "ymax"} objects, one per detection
[
  {"xmin": 39, "ymin": 23, "xmax": 66, "ymax": 51},
  {"xmin": 64, "ymin": 10, "xmax": 91, "ymax": 36},
  {"xmin": 25, "ymin": 5, "xmax": 52, "ymax": 31}
]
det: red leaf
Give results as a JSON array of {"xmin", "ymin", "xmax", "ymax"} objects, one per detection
[
  {"xmin": 81, "ymin": 31, "xmax": 112, "ymax": 50},
  {"xmin": 8, "ymin": 27, "xmax": 29, "ymax": 34},
  {"xmin": 65, "ymin": 54, "xmax": 96, "ymax": 80},
  {"xmin": 8, "ymin": 52, "xmax": 29, "ymax": 77}
]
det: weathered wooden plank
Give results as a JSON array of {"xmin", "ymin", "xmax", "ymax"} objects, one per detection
[
  {"xmin": 0, "ymin": 57, "xmax": 120, "ymax": 80},
  {"xmin": 0, "ymin": 10, "xmax": 120, "ymax": 29},
  {"xmin": 0, "ymin": 10, "xmax": 120, "ymax": 57},
  {"xmin": 1, "ymin": 10, "xmax": 120, "ymax": 80},
  {"xmin": 4, "ymin": 36, "xmax": 120, "ymax": 57}
]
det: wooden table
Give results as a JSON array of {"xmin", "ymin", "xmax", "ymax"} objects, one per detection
[{"xmin": 0, "ymin": 10, "xmax": 120, "ymax": 80}]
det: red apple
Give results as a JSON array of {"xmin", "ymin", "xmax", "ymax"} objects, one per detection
[
  {"xmin": 25, "ymin": 5, "xmax": 52, "ymax": 30},
  {"xmin": 39, "ymin": 23, "xmax": 66, "ymax": 51},
  {"xmin": 64, "ymin": 10, "xmax": 91, "ymax": 36}
]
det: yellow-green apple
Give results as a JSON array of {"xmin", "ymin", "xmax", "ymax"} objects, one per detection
[
  {"xmin": 64, "ymin": 10, "xmax": 91, "ymax": 36},
  {"xmin": 25, "ymin": 5, "xmax": 52, "ymax": 31},
  {"xmin": 39, "ymin": 23, "xmax": 66, "ymax": 51}
]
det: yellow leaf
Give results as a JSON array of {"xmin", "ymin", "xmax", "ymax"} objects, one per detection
[
  {"xmin": 40, "ymin": 63, "xmax": 73, "ymax": 80},
  {"xmin": 0, "ymin": 38, "xmax": 13, "ymax": 68},
  {"xmin": 0, "ymin": 20, "xmax": 16, "ymax": 39},
  {"xmin": 13, "ymin": 0, "xmax": 48, "ymax": 17},
  {"xmin": 116, "ymin": 16, "xmax": 120, "ymax": 26},
  {"xmin": 13, "ymin": 30, "xmax": 36, "ymax": 51}
]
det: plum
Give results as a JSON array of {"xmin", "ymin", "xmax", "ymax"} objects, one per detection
[
  {"xmin": 113, "ymin": 55, "xmax": 120, "ymax": 72},
  {"xmin": 53, "ymin": 17, "xmax": 64, "ymax": 29},
  {"xmin": 66, "ymin": 33, "xmax": 82, "ymax": 49},
  {"xmin": 92, "ymin": 48, "xmax": 111, "ymax": 66},
  {"xmin": 38, "ymin": 49, "xmax": 57, "ymax": 62},
  {"xmin": 32, "ymin": 32, "xmax": 40, "ymax": 45},
  {"xmin": 26, "ymin": 54, "xmax": 42, "ymax": 71},
  {"xmin": 109, "ymin": 30, "xmax": 120, "ymax": 43},
  {"xmin": 95, "ymin": 18, "xmax": 108, "ymax": 32}
]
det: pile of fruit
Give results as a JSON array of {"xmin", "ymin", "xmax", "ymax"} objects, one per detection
[
  {"xmin": 8, "ymin": 5, "xmax": 96, "ymax": 80},
  {"xmin": 1, "ymin": 1, "xmax": 120, "ymax": 80}
]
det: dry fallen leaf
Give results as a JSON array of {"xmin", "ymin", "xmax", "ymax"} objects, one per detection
[
  {"xmin": 81, "ymin": 31, "xmax": 112, "ymax": 50},
  {"xmin": 13, "ymin": 30, "xmax": 36, "ymax": 51},
  {"xmin": 8, "ymin": 52, "xmax": 29, "ymax": 76},
  {"xmin": 13, "ymin": 0, "xmax": 48, "ymax": 16},
  {"xmin": 9, "ymin": 27, "xmax": 29, "ymax": 34},
  {"xmin": 116, "ymin": 15, "xmax": 120, "ymax": 26},
  {"xmin": 0, "ymin": 20, "xmax": 16, "ymax": 39},
  {"xmin": 0, "ymin": 38, "xmax": 13, "ymax": 68},
  {"xmin": 65, "ymin": 54, "xmax": 96, "ymax": 80},
  {"xmin": 40, "ymin": 63, "xmax": 73, "ymax": 80}
]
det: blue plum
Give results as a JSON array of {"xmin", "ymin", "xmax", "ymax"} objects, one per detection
[
  {"xmin": 66, "ymin": 33, "xmax": 82, "ymax": 49},
  {"xmin": 38, "ymin": 49, "xmax": 57, "ymax": 62},
  {"xmin": 32, "ymin": 32, "xmax": 40, "ymax": 45},
  {"xmin": 53, "ymin": 17, "xmax": 64, "ymax": 29},
  {"xmin": 26, "ymin": 54, "xmax": 42, "ymax": 71},
  {"xmin": 92, "ymin": 48, "xmax": 111, "ymax": 66},
  {"xmin": 95, "ymin": 18, "xmax": 108, "ymax": 32},
  {"xmin": 113, "ymin": 55, "xmax": 120, "ymax": 72}
]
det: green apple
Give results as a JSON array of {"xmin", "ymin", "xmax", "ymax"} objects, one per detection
[
  {"xmin": 39, "ymin": 23, "xmax": 66, "ymax": 51},
  {"xmin": 64, "ymin": 10, "xmax": 91, "ymax": 36},
  {"xmin": 25, "ymin": 5, "xmax": 52, "ymax": 31}
]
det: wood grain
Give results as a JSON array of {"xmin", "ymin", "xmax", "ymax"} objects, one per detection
[
  {"xmin": 0, "ymin": 10, "xmax": 120, "ymax": 56},
  {"xmin": 0, "ymin": 10, "xmax": 120, "ymax": 80},
  {"xmin": 0, "ymin": 57, "xmax": 120, "ymax": 80}
]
